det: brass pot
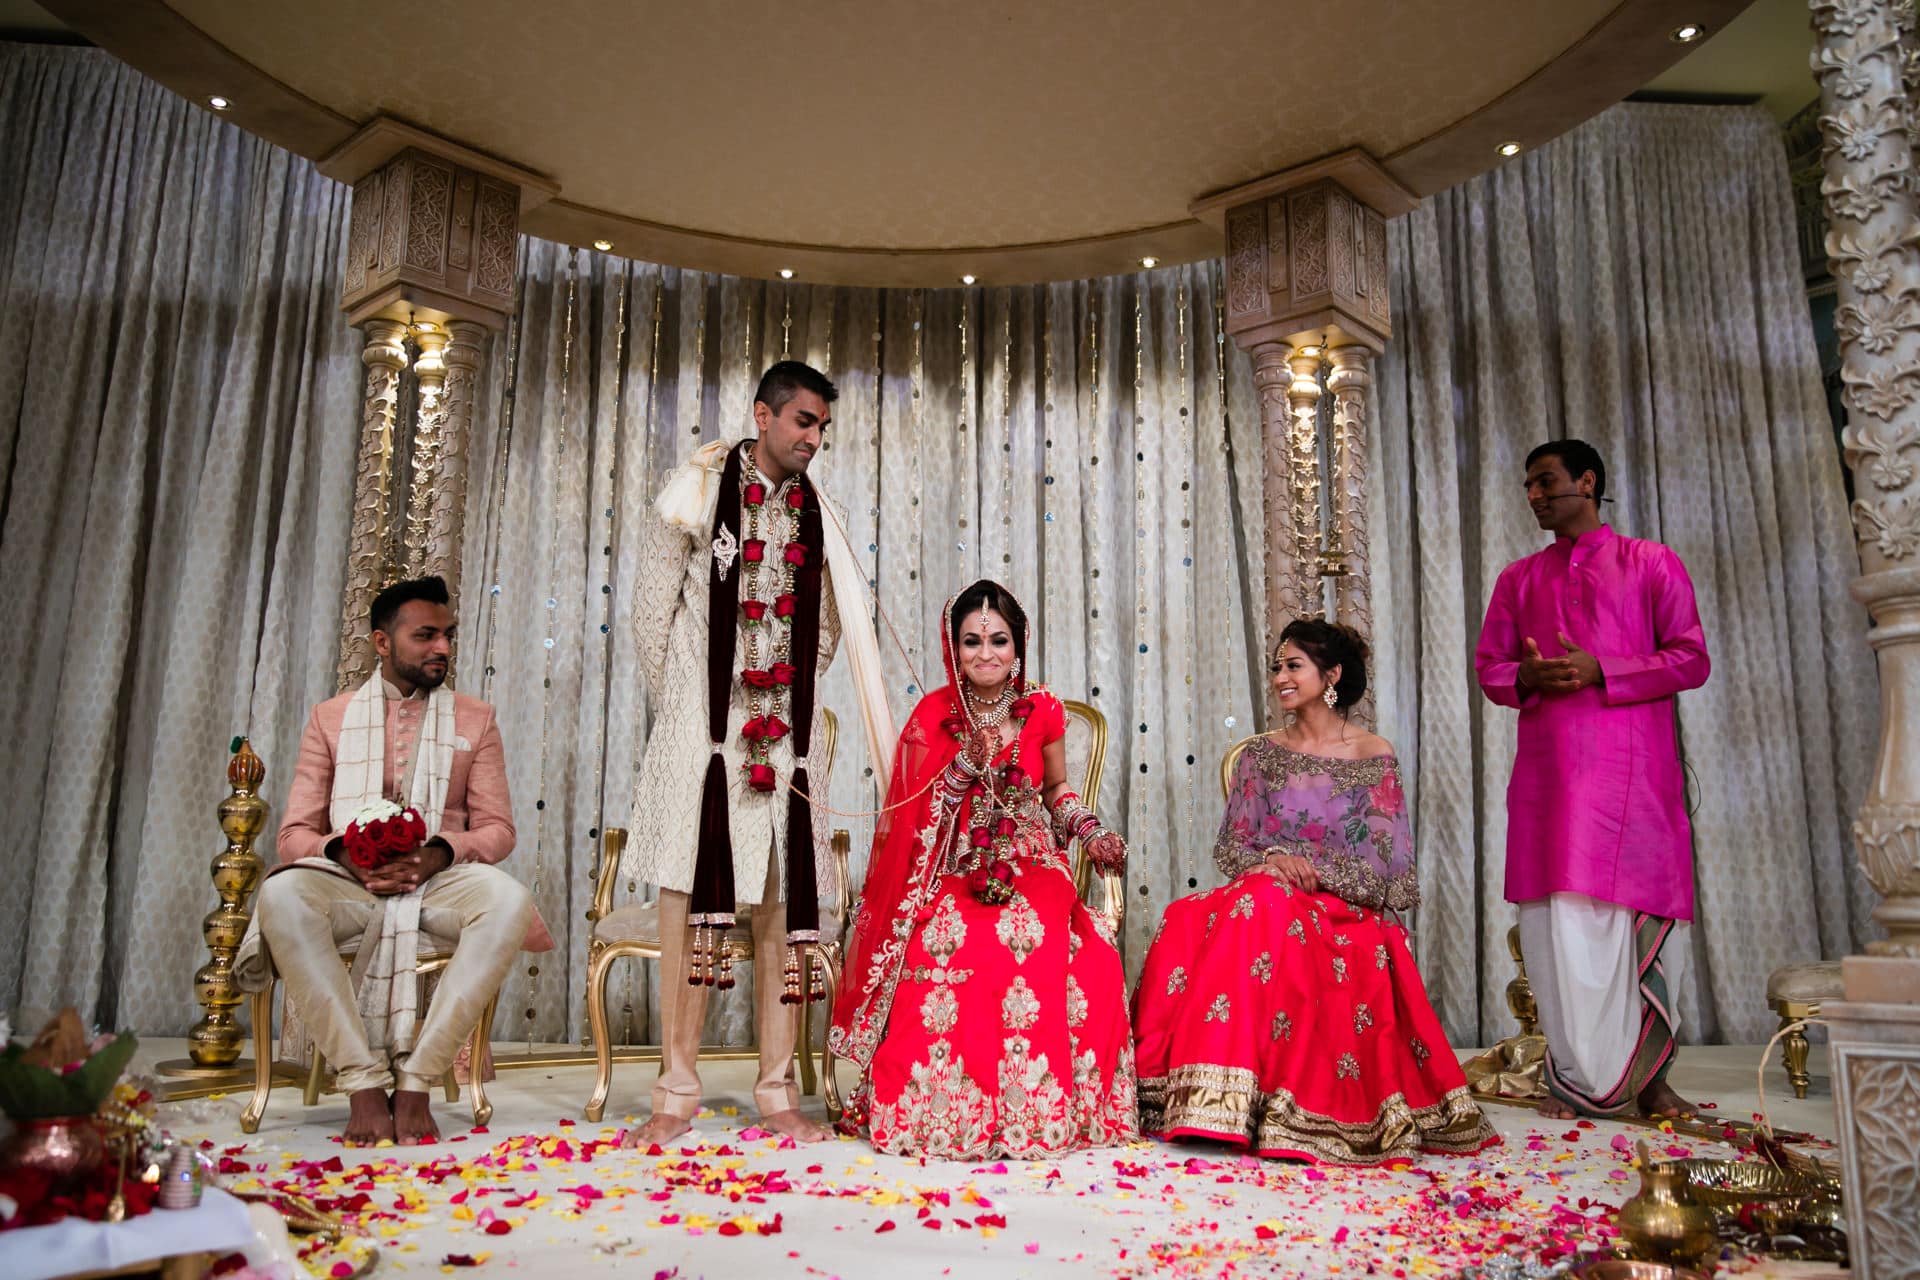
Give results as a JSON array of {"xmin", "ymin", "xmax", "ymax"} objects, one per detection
[
  {"xmin": 0, "ymin": 1115, "xmax": 106, "ymax": 1186},
  {"xmin": 1614, "ymin": 1155, "xmax": 1719, "ymax": 1269}
]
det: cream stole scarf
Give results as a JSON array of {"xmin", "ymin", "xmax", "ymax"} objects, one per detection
[{"xmin": 330, "ymin": 675, "xmax": 457, "ymax": 1057}]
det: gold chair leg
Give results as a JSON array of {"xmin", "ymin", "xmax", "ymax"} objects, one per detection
[
  {"xmin": 583, "ymin": 942, "xmax": 621, "ymax": 1123},
  {"xmin": 798, "ymin": 950, "xmax": 820, "ymax": 1099},
  {"xmin": 443, "ymin": 1066, "xmax": 460, "ymax": 1104},
  {"xmin": 469, "ymin": 996, "xmax": 495, "ymax": 1128},
  {"xmin": 817, "ymin": 944, "xmax": 843, "ymax": 1122},
  {"xmin": 304, "ymin": 1048, "xmax": 326, "ymax": 1107},
  {"xmin": 1777, "ymin": 1006, "xmax": 1813, "ymax": 1099},
  {"xmin": 241, "ymin": 986, "xmax": 275, "ymax": 1134}
]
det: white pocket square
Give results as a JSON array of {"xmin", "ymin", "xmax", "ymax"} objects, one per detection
[{"xmin": 454, "ymin": 736, "xmax": 473, "ymax": 752}]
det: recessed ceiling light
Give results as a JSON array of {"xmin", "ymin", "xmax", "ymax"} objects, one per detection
[
  {"xmin": 1669, "ymin": 23, "xmax": 1705, "ymax": 43},
  {"xmin": 1497, "ymin": 141, "xmax": 1522, "ymax": 157},
  {"xmin": 208, "ymin": 96, "xmax": 231, "ymax": 110},
  {"xmin": 960, "ymin": 274, "xmax": 977, "ymax": 285},
  {"xmin": 778, "ymin": 268, "xmax": 795, "ymax": 279},
  {"xmin": 1140, "ymin": 256, "xmax": 1158, "ymax": 269},
  {"xmin": 592, "ymin": 239, "xmax": 612, "ymax": 252}
]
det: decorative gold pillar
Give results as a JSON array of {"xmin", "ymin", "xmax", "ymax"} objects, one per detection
[
  {"xmin": 1196, "ymin": 151, "xmax": 1413, "ymax": 723},
  {"xmin": 159, "ymin": 739, "xmax": 304, "ymax": 1095},
  {"xmin": 336, "ymin": 319, "xmax": 408, "ymax": 691},
  {"xmin": 1809, "ymin": 2, "xmax": 1920, "ymax": 1274}
]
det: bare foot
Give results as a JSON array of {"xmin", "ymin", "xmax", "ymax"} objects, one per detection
[
  {"xmin": 1637, "ymin": 1078, "xmax": 1695, "ymax": 1119},
  {"xmin": 344, "ymin": 1088, "xmax": 394, "ymax": 1146},
  {"xmin": 1537, "ymin": 1096, "xmax": 1579, "ymax": 1121},
  {"xmin": 761, "ymin": 1108, "xmax": 831, "ymax": 1143},
  {"xmin": 621, "ymin": 1111, "xmax": 692, "ymax": 1149},
  {"xmin": 392, "ymin": 1089, "xmax": 440, "ymax": 1145}
]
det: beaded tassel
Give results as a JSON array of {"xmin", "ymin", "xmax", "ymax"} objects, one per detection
[
  {"xmin": 806, "ymin": 951, "xmax": 828, "ymax": 1003},
  {"xmin": 715, "ymin": 939, "xmax": 736, "ymax": 990},
  {"xmin": 780, "ymin": 945, "xmax": 803, "ymax": 1005},
  {"xmin": 688, "ymin": 925, "xmax": 711, "ymax": 987}
]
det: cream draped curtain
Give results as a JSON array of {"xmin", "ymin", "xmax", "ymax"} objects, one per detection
[
  {"xmin": 0, "ymin": 45, "xmax": 360, "ymax": 1031},
  {"xmin": 460, "ymin": 244, "xmax": 1271, "ymax": 1046},
  {"xmin": 1371, "ymin": 103, "xmax": 1881, "ymax": 1045}
]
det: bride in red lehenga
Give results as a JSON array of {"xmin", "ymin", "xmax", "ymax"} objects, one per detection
[{"xmin": 828, "ymin": 580, "xmax": 1137, "ymax": 1159}]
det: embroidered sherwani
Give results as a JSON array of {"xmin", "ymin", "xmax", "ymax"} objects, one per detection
[
  {"xmin": 626, "ymin": 462, "xmax": 841, "ymax": 904},
  {"xmin": 1474, "ymin": 524, "xmax": 1709, "ymax": 1114},
  {"xmin": 626, "ymin": 445, "xmax": 842, "ymax": 1119}
]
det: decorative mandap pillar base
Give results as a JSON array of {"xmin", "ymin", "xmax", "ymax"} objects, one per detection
[{"xmin": 1823, "ymin": 991, "xmax": 1920, "ymax": 1280}]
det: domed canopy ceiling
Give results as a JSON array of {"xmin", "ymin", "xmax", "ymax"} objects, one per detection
[{"xmin": 46, "ymin": 0, "xmax": 1756, "ymax": 283}]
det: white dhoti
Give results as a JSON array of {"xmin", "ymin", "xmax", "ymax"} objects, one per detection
[{"xmin": 1518, "ymin": 892, "xmax": 1687, "ymax": 1114}]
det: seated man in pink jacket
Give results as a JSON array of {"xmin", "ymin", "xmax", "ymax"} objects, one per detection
[{"xmin": 248, "ymin": 576, "xmax": 536, "ymax": 1145}]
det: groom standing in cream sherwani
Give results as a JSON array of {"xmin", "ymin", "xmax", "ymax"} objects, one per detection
[
  {"xmin": 244, "ymin": 576, "xmax": 538, "ymax": 1145},
  {"xmin": 623, "ymin": 361, "xmax": 894, "ymax": 1147}
]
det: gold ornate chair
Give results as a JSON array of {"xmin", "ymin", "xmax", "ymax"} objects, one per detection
[
  {"xmin": 242, "ymin": 946, "xmax": 497, "ymax": 1133},
  {"xmin": 818, "ymin": 698, "xmax": 1121, "ymax": 1118},
  {"xmin": 582, "ymin": 711, "xmax": 840, "ymax": 1123}
]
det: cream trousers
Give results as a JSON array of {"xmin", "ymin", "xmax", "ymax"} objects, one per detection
[
  {"xmin": 651, "ymin": 852, "xmax": 800, "ymax": 1119},
  {"xmin": 255, "ymin": 862, "xmax": 533, "ymax": 1094}
]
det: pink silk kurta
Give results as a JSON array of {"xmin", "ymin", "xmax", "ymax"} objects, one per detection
[{"xmin": 1474, "ymin": 526, "xmax": 1710, "ymax": 921}]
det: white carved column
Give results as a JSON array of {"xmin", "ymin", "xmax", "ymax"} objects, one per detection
[
  {"xmin": 1326, "ymin": 344, "xmax": 1375, "ymax": 726},
  {"xmin": 1250, "ymin": 342, "xmax": 1314, "ymax": 727},
  {"xmin": 403, "ymin": 324, "xmax": 450, "ymax": 578},
  {"xmin": 1199, "ymin": 156, "xmax": 1410, "ymax": 727},
  {"xmin": 336, "ymin": 319, "xmax": 408, "ymax": 691},
  {"xmin": 430, "ymin": 320, "xmax": 487, "ymax": 601},
  {"xmin": 1810, "ymin": 2, "xmax": 1920, "ymax": 1275},
  {"xmin": 1286, "ymin": 347, "xmax": 1327, "ymax": 618}
]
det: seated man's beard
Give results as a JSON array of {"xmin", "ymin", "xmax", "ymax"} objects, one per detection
[{"xmin": 397, "ymin": 656, "xmax": 448, "ymax": 690}]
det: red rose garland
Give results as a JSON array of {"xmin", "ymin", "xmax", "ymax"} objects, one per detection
[
  {"xmin": 950, "ymin": 694, "xmax": 1037, "ymax": 904},
  {"xmin": 738, "ymin": 467, "xmax": 807, "ymax": 792}
]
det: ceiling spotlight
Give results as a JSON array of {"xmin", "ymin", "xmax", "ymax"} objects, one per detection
[
  {"xmin": 414, "ymin": 322, "xmax": 436, "ymax": 333},
  {"xmin": 1497, "ymin": 140, "xmax": 1522, "ymax": 157},
  {"xmin": 778, "ymin": 268, "xmax": 795, "ymax": 279},
  {"xmin": 960, "ymin": 274, "xmax": 977, "ymax": 285},
  {"xmin": 592, "ymin": 239, "xmax": 612, "ymax": 252},
  {"xmin": 1669, "ymin": 22, "xmax": 1705, "ymax": 43},
  {"xmin": 1140, "ymin": 256, "xmax": 1158, "ymax": 269},
  {"xmin": 208, "ymin": 95, "xmax": 231, "ymax": 110}
]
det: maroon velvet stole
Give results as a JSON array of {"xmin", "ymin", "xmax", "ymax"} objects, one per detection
[{"xmin": 689, "ymin": 441, "xmax": 825, "ymax": 986}]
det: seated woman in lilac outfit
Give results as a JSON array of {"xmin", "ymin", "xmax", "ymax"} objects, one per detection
[{"xmin": 1132, "ymin": 618, "xmax": 1496, "ymax": 1165}]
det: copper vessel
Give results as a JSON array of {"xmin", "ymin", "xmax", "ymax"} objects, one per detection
[
  {"xmin": 0, "ymin": 1115, "xmax": 106, "ymax": 1185},
  {"xmin": 1613, "ymin": 1144, "xmax": 1719, "ymax": 1269}
]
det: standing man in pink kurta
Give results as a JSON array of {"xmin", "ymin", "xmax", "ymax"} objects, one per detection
[{"xmin": 1474, "ymin": 440, "xmax": 1710, "ymax": 1121}]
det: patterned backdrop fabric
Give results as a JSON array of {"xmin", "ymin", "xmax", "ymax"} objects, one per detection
[
  {"xmin": 456, "ymin": 245, "xmax": 1271, "ymax": 1049},
  {"xmin": 1370, "ymin": 104, "xmax": 1881, "ymax": 1045},
  {"xmin": 0, "ymin": 43, "xmax": 1876, "ymax": 1053},
  {"xmin": 0, "ymin": 46, "xmax": 360, "ymax": 1031}
]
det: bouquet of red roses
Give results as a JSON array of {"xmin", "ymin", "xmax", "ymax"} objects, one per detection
[{"xmin": 342, "ymin": 800, "xmax": 426, "ymax": 871}]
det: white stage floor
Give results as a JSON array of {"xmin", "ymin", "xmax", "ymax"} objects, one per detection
[{"xmin": 137, "ymin": 1039, "xmax": 1844, "ymax": 1280}]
